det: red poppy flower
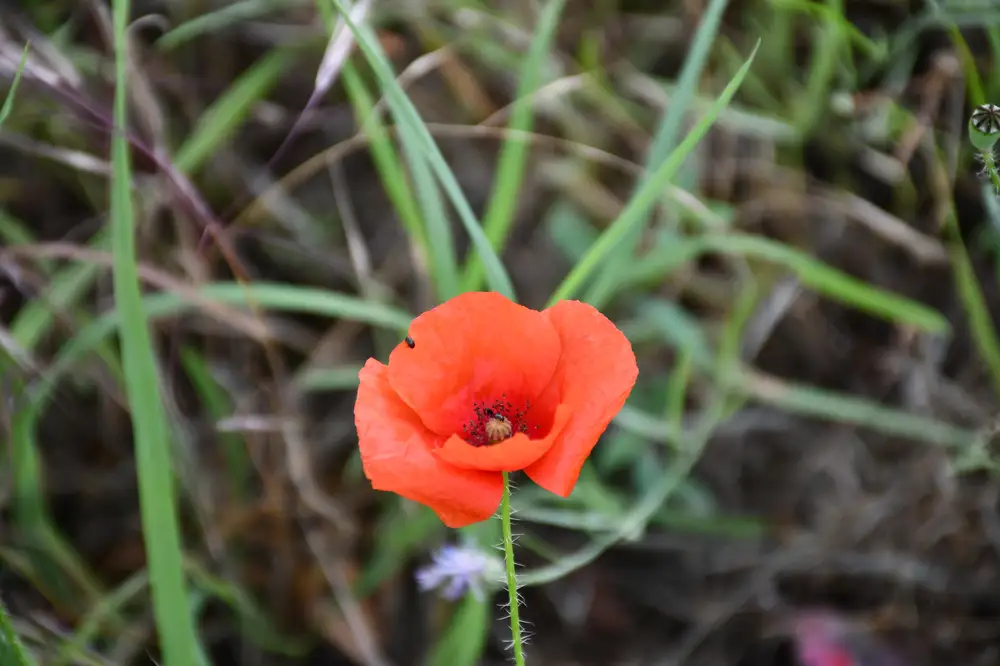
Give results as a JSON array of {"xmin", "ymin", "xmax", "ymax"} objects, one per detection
[{"xmin": 354, "ymin": 291, "xmax": 638, "ymax": 528}]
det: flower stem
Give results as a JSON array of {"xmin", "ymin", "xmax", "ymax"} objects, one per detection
[
  {"xmin": 500, "ymin": 472, "xmax": 526, "ymax": 666},
  {"xmin": 981, "ymin": 149, "xmax": 1000, "ymax": 196}
]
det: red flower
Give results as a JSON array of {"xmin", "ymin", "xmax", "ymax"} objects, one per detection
[{"xmin": 354, "ymin": 292, "xmax": 638, "ymax": 528}]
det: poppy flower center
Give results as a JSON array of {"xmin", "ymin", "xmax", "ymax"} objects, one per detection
[{"xmin": 461, "ymin": 395, "xmax": 540, "ymax": 447}]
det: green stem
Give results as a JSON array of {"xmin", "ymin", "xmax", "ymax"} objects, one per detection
[
  {"xmin": 982, "ymin": 149, "xmax": 1000, "ymax": 195},
  {"xmin": 500, "ymin": 472, "xmax": 526, "ymax": 666}
]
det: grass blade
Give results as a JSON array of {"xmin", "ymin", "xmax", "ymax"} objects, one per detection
[
  {"xmin": 585, "ymin": 0, "xmax": 731, "ymax": 305},
  {"xmin": 738, "ymin": 368, "xmax": 976, "ymax": 448},
  {"xmin": 948, "ymin": 221, "xmax": 1000, "ymax": 399},
  {"xmin": 2, "ymin": 41, "xmax": 112, "ymax": 621},
  {"xmin": 0, "ymin": 43, "xmax": 28, "ymax": 127},
  {"xmin": 460, "ymin": 0, "xmax": 567, "ymax": 292},
  {"xmin": 157, "ymin": 0, "xmax": 303, "ymax": 50},
  {"xmin": 342, "ymin": 62, "xmax": 427, "ymax": 248},
  {"xmin": 332, "ymin": 16, "xmax": 460, "ymax": 302},
  {"xmin": 110, "ymin": 1, "xmax": 204, "ymax": 663},
  {"xmin": 40, "ymin": 282, "xmax": 413, "ymax": 395},
  {"xmin": 174, "ymin": 48, "xmax": 296, "ymax": 175},
  {"xmin": 333, "ymin": 19, "xmax": 456, "ymax": 299},
  {"xmin": 397, "ymin": 124, "xmax": 461, "ymax": 301},
  {"xmin": 427, "ymin": 594, "xmax": 491, "ymax": 666},
  {"xmin": 179, "ymin": 348, "xmax": 252, "ymax": 503},
  {"xmin": 323, "ymin": 0, "xmax": 516, "ymax": 299},
  {"xmin": 522, "ymin": 283, "xmax": 751, "ymax": 587},
  {"xmin": 625, "ymin": 233, "xmax": 950, "ymax": 333},
  {"xmin": 547, "ymin": 40, "xmax": 760, "ymax": 306},
  {"xmin": 0, "ymin": 597, "xmax": 34, "ymax": 666}
]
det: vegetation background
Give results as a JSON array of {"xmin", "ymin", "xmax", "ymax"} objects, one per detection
[{"xmin": 1, "ymin": 0, "xmax": 1000, "ymax": 664}]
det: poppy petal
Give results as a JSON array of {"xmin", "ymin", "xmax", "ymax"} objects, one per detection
[
  {"xmin": 433, "ymin": 404, "xmax": 572, "ymax": 472},
  {"xmin": 355, "ymin": 359, "xmax": 503, "ymax": 527},
  {"xmin": 525, "ymin": 300, "xmax": 638, "ymax": 496},
  {"xmin": 387, "ymin": 292, "xmax": 562, "ymax": 436}
]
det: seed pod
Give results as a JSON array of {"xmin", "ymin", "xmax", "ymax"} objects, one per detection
[
  {"xmin": 970, "ymin": 103, "xmax": 1000, "ymax": 151},
  {"xmin": 972, "ymin": 104, "xmax": 1000, "ymax": 134}
]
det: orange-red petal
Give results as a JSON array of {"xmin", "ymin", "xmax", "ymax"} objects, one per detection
[
  {"xmin": 386, "ymin": 292, "xmax": 562, "ymax": 436},
  {"xmin": 355, "ymin": 358, "xmax": 503, "ymax": 527},
  {"xmin": 433, "ymin": 404, "xmax": 572, "ymax": 472},
  {"xmin": 525, "ymin": 300, "xmax": 638, "ymax": 496}
]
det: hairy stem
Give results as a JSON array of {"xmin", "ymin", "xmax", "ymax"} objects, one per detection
[
  {"xmin": 981, "ymin": 149, "xmax": 1000, "ymax": 195},
  {"xmin": 500, "ymin": 472, "xmax": 526, "ymax": 665}
]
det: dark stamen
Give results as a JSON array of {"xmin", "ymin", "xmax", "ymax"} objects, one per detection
[{"xmin": 462, "ymin": 397, "xmax": 537, "ymax": 447}]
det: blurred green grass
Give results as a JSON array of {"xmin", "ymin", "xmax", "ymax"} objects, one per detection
[
  {"xmin": 0, "ymin": 0, "xmax": 999, "ymax": 664},
  {"xmin": 0, "ymin": 39, "xmax": 35, "ymax": 666}
]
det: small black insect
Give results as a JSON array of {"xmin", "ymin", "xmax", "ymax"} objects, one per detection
[
  {"xmin": 972, "ymin": 103, "xmax": 1000, "ymax": 135},
  {"xmin": 404, "ymin": 336, "xmax": 415, "ymax": 348}
]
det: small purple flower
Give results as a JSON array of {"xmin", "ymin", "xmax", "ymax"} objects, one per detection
[{"xmin": 416, "ymin": 544, "xmax": 503, "ymax": 601}]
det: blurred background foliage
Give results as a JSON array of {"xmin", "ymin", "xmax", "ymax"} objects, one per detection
[{"xmin": 2, "ymin": 0, "xmax": 1000, "ymax": 664}]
